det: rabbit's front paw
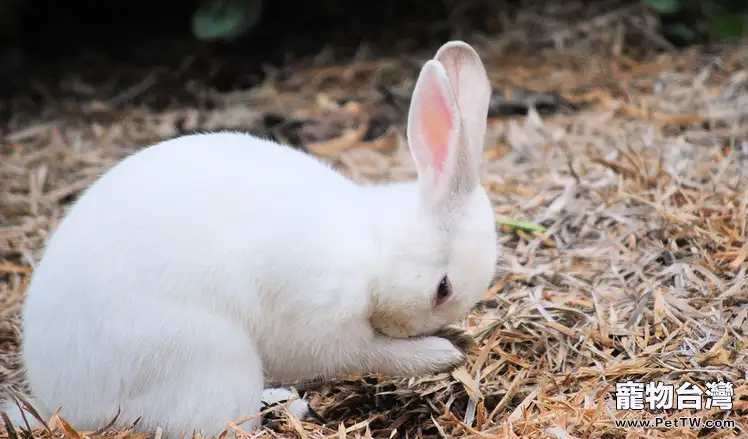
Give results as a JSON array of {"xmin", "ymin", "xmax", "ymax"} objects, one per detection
[
  {"xmin": 368, "ymin": 331, "xmax": 468, "ymax": 377},
  {"xmin": 419, "ymin": 334, "xmax": 467, "ymax": 373}
]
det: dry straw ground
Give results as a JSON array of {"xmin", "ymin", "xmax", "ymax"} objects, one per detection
[{"xmin": 1, "ymin": 2, "xmax": 747, "ymax": 439}]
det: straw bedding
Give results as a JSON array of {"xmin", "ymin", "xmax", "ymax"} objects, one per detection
[{"xmin": 1, "ymin": 2, "xmax": 746, "ymax": 438}]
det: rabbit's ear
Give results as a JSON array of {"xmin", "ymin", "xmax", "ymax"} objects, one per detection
[
  {"xmin": 406, "ymin": 60, "xmax": 458, "ymax": 196},
  {"xmin": 407, "ymin": 42, "xmax": 491, "ymax": 213},
  {"xmin": 434, "ymin": 41, "xmax": 491, "ymax": 169}
]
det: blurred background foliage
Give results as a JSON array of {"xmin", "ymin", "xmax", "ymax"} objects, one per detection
[
  {"xmin": 1, "ymin": 0, "xmax": 745, "ymax": 46},
  {"xmin": 188, "ymin": 0, "xmax": 748, "ymax": 44},
  {"xmin": 645, "ymin": 0, "xmax": 748, "ymax": 43},
  {"xmin": 0, "ymin": 0, "xmax": 495, "ymax": 91},
  {"xmin": 0, "ymin": 0, "xmax": 744, "ymax": 83}
]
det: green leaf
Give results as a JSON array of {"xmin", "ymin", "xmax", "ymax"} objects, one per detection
[
  {"xmin": 707, "ymin": 14, "xmax": 746, "ymax": 40},
  {"xmin": 645, "ymin": 0, "xmax": 683, "ymax": 14},
  {"xmin": 496, "ymin": 217, "xmax": 547, "ymax": 233},
  {"xmin": 192, "ymin": 0, "xmax": 263, "ymax": 41}
]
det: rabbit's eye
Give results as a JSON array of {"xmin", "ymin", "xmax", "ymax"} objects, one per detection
[{"xmin": 435, "ymin": 276, "xmax": 452, "ymax": 304}]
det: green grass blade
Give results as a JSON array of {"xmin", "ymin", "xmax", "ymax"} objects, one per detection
[{"xmin": 496, "ymin": 217, "xmax": 547, "ymax": 232}]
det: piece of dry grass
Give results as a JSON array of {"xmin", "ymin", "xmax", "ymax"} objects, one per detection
[{"xmin": 1, "ymin": 2, "xmax": 748, "ymax": 439}]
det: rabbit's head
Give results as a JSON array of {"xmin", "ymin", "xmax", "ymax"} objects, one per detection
[{"xmin": 369, "ymin": 41, "xmax": 498, "ymax": 339}]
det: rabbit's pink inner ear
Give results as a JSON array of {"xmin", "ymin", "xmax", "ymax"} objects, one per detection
[{"xmin": 417, "ymin": 77, "xmax": 454, "ymax": 174}]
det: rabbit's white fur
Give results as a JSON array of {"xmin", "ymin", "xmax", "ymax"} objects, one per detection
[{"xmin": 2, "ymin": 41, "xmax": 498, "ymax": 438}]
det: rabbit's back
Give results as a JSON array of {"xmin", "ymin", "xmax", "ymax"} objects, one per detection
[{"xmin": 23, "ymin": 130, "xmax": 371, "ymax": 325}]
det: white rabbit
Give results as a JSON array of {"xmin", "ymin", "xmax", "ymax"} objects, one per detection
[{"xmin": 1, "ymin": 40, "xmax": 498, "ymax": 438}]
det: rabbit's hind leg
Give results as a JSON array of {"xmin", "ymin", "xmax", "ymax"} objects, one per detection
[
  {"xmin": 118, "ymin": 309, "xmax": 268, "ymax": 439},
  {"xmin": 261, "ymin": 388, "xmax": 310, "ymax": 419}
]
